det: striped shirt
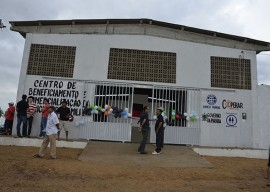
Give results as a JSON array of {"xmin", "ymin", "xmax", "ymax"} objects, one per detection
[{"xmin": 27, "ymin": 102, "xmax": 37, "ymax": 117}]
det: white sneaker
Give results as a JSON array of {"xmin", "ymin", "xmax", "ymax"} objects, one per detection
[{"xmin": 152, "ymin": 151, "xmax": 160, "ymax": 155}]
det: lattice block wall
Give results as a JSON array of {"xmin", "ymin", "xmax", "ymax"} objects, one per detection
[
  {"xmin": 27, "ymin": 44, "xmax": 76, "ymax": 78},
  {"xmin": 108, "ymin": 48, "xmax": 176, "ymax": 83},
  {"xmin": 211, "ymin": 56, "xmax": 251, "ymax": 90}
]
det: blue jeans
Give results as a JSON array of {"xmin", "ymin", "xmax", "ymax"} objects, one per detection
[
  {"xmin": 16, "ymin": 115, "xmax": 27, "ymax": 137},
  {"xmin": 39, "ymin": 117, "xmax": 47, "ymax": 137}
]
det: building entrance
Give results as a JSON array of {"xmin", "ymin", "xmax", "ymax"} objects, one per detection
[{"xmin": 80, "ymin": 82, "xmax": 201, "ymax": 145}]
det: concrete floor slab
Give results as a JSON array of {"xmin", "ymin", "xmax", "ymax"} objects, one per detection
[
  {"xmin": 0, "ymin": 136, "xmax": 87, "ymax": 149},
  {"xmin": 78, "ymin": 141, "xmax": 212, "ymax": 168}
]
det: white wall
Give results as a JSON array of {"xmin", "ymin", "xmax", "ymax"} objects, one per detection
[
  {"xmin": 200, "ymin": 89, "xmax": 253, "ymax": 148},
  {"xmin": 14, "ymin": 75, "xmax": 85, "ymax": 139},
  {"xmin": 254, "ymin": 85, "xmax": 270, "ymax": 149},
  {"xmin": 14, "ymin": 33, "xmax": 260, "ymax": 147},
  {"xmin": 23, "ymin": 33, "xmax": 257, "ymax": 89}
]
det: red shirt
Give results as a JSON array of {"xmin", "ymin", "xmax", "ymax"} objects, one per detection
[
  {"xmin": 42, "ymin": 103, "xmax": 50, "ymax": 118},
  {"xmin": 5, "ymin": 105, "xmax": 15, "ymax": 120}
]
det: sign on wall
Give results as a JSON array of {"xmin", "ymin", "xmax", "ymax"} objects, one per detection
[
  {"xmin": 201, "ymin": 91, "xmax": 246, "ymax": 128},
  {"xmin": 24, "ymin": 77, "xmax": 86, "ymax": 116}
]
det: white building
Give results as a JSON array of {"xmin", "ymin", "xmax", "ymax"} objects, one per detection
[{"xmin": 10, "ymin": 19, "xmax": 270, "ymax": 149}]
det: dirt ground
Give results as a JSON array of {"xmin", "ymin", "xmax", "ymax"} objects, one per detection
[{"xmin": 0, "ymin": 144, "xmax": 269, "ymax": 192}]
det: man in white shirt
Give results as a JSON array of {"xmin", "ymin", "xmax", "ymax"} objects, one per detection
[{"xmin": 33, "ymin": 106, "xmax": 59, "ymax": 159}]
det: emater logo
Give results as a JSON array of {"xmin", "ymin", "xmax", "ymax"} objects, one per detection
[{"xmin": 206, "ymin": 94, "xmax": 217, "ymax": 105}]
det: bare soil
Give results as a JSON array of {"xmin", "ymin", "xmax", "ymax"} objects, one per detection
[{"xmin": 0, "ymin": 144, "xmax": 269, "ymax": 192}]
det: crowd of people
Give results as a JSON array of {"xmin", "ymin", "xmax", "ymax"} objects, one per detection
[
  {"xmin": 2, "ymin": 94, "xmax": 73, "ymax": 159},
  {"xmin": 3, "ymin": 94, "xmax": 72, "ymax": 140}
]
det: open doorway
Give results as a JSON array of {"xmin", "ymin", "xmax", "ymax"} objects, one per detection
[
  {"xmin": 131, "ymin": 86, "xmax": 189, "ymax": 143},
  {"xmin": 131, "ymin": 88, "xmax": 152, "ymax": 143}
]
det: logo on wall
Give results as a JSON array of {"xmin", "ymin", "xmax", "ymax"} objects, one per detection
[
  {"xmin": 222, "ymin": 100, "xmax": 243, "ymax": 110},
  {"xmin": 202, "ymin": 113, "xmax": 221, "ymax": 123},
  {"xmin": 203, "ymin": 94, "xmax": 221, "ymax": 109},
  {"xmin": 226, "ymin": 113, "xmax": 237, "ymax": 127},
  {"xmin": 206, "ymin": 94, "xmax": 217, "ymax": 105}
]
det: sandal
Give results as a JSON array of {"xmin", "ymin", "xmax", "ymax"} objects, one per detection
[{"xmin": 33, "ymin": 154, "xmax": 43, "ymax": 158}]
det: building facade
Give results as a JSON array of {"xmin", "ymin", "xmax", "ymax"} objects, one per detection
[{"xmin": 10, "ymin": 19, "xmax": 270, "ymax": 148}]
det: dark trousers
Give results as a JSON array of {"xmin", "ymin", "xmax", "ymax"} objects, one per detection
[
  {"xmin": 155, "ymin": 127, "xmax": 164, "ymax": 153},
  {"xmin": 138, "ymin": 129, "xmax": 149, "ymax": 152},
  {"xmin": 16, "ymin": 115, "xmax": 27, "ymax": 137},
  {"xmin": 161, "ymin": 127, "xmax": 165, "ymax": 148},
  {"xmin": 4, "ymin": 120, "xmax": 13, "ymax": 135},
  {"xmin": 27, "ymin": 116, "xmax": 33, "ymax": 136}
]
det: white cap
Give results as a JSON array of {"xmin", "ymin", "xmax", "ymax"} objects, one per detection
[
  {"xmin": 157, "ymin": 107, "xmax": 164, "ymax": 111},
  {"xmin": 8, "ymin": 102, "xmax": 14, "ymax": 105}
]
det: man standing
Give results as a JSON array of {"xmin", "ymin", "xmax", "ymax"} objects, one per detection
[
  {"xmin": 33, "ymin": 106, "xmax": 59, "ymax": 159},
  {"xmin": 56, "ymin": 100, "xmax": 71, "ymax": 141},
  {"xmin": 16, "ymin": 94, "xmax": 28, "ymax": 137},
  {"xmin": 137, "ymin": 106, "xmax": 150, "ymax": 154},
  {"xmin": 152, "ymin": 107, "xmax": 165, "ymax": 155},
  {"xmin": 27, "ymin": 96, "xmax": 37, "ymax": 137},
  {"xmin": 39, "ymin": 98, "xmax": 49, "ymax": 138},
  {"xmin": 4, "ymin": 102, "xmax": 15, "ymax": 135}
]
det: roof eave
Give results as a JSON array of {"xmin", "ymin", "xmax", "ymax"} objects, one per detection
[{"xmin": 9, "ymin": 18, "xmax": 270, "ymax": 52}]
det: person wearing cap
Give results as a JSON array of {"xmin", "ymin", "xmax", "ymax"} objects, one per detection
[
  {"xmin": 152, "ymin": 107, "xmax": 165, "ymax": 155},
  {"xmin": 3, "ymin": 102, "xmax": 15, "ymax": 135},
  {"xmin": 137, "ymin": 106, "xmax": 150, "ymax": 154},
  {"xmin": 26, "ymin": 96, "xmax": 37, "ymax": 137},
  {"xmin": 16, "ymin": 94, "xmax": 29, "ymax": 137},
  {"xmin": 39, "ymin": 98, "xmax": 50, "ymax": 138},
  {"xmin": 33, "ymin": 106, "xmax": 59, "ymax": 159},
  {"xmin": 56, "ymin": 100, "xmax": 71, "ymax": 141}
]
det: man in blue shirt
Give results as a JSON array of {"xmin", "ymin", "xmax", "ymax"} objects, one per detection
[
  {"xmin": 152, "ymin": 107, "xmax": 164, "ymax": 155},
  {"xmin": 138, "ymin": 106, "xmax": 150, "ymax": 154}
]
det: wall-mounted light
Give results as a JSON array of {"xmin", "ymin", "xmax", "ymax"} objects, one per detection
[
  {"xmin": 242, "ymin": 113, "xmax": 247, "ymax": 120},
  {"xmin": 239, "ymin": 50, "xmax": 244, "ymax": 59}
]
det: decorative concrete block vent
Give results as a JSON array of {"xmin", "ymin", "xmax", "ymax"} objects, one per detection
[
  {"xmin": 27, "ymin": 44, "xmax": 76, "ymax": 78},
  {"xmin": 108, "ymin": 48, "xmax": 176, "ymax": 83}
]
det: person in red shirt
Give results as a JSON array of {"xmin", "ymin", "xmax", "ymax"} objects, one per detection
[{"xmin": 4, "ymin": 102, "xmax": 15, "ymax": 135}]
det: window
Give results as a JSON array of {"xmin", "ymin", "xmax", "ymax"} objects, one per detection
[
  {"xmin": 211, "ymin": 56, "xmax": 251, "ymax": 90},
  {"xmin": 108, "ymin": 48, "xmax": 176, "ymax": 83},
  {"xmin": 27, "ymin": 44, "xmax": 76, "ymax": 78}
]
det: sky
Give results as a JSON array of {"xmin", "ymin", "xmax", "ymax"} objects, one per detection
[{"xmin": 0, "ymin": 0, "xmax": 270, "ymax": 112}]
